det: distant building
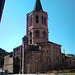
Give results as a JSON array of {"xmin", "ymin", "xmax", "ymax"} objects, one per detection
[
  {"xmin": 0, "ymin": 0, "xmax": 5, "ymax": 21},
  {"xmin": 61, "ymin": 53, "xmax": 75, "ymax": 70},
  {"xmin": 4, "ymin": 0, "xmax": 75, "ymax": 74},
  {"xmin": 65, "ymin": 55, "xmax": 75, "ymax": 69},
  {"xmin": 4, "ymin": 52, "xmax": 13, "ymax": 73}
]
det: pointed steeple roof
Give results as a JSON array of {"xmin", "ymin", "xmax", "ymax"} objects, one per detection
[{"xmin": 34, "ymin": 0, "xmax": 43, "ymax": 12}]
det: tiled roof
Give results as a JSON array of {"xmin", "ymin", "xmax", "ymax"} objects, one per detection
[{"xmin": 34, "ymin": 0, "xmax": 43, "ymax": 12}]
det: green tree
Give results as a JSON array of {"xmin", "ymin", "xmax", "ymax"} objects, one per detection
[
  {"xmin": 0, "ymin": 48, "xmax": 8, "ymax": 67},
  {"xmin": 67, "ymin": 54, "xmax": 75, "ymax": 57}
]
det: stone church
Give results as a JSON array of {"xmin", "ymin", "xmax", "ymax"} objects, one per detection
[{"xmin": 4, "ymin": 0, "xmax": 75, "ymax": 74}]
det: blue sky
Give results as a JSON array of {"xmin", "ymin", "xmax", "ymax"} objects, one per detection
[{"xmin": 0, "ymin": 0, "xmax": 75, "ymax": 54}]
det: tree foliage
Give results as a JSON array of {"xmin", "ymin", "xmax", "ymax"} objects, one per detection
[
  {"xmin": 67, "ymin": 54, "xmax": 75, "ymax": 57},
  {"xmin": 0, "ymin": 48, "xmax": 8, "ymax": 67}
]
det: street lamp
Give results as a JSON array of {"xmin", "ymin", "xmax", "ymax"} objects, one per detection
[
  {"xmin": 36, "ymin": 59, "xmax": 38, "ymax": 73},
  {"xmin": 21, "ymin": 70, "xmax": 23, "ymax": 74},
  {"xmin": 36, "ymin": 60, "xmax": 38, "ymax": 62}
]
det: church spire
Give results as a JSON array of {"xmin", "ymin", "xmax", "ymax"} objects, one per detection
[{"xmin": 34, "ymin": 0, "xmax": 43, "ymax": 12}]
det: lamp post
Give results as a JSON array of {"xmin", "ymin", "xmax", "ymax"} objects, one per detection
[
  {"xmin": 21, "ymin": 70, "xmax": 23, "ymax": 74},
  {"xmin": 36, "ymin": 59, "xmax": 38, "ymax": 73}
]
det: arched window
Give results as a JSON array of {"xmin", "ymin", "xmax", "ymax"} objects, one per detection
[
  {"xmin": 30, "ymin": 39, "xmax": 32, "ymax": 44},
  {"xmin": 43, "ymin": 31, "xmax": 46, "ymax": 38},
  {"xmin": 44, "ymin": 17, "xmax": 46, "ymax": 25},
  {"xmin": 14, "ymin": 57, "xmax": 20, "ymax": 73},
  {"xmin": 42, "ymin": 16, "xmax": 43, "ymax": 24},
  {"xmin": 30, "ymin": 17, "xmax": 32, "ymax": 26},
  {"xmin": 35, "ymin": 30, "xmax": 40, "ymax": 38},
  {"xmin": 36, "ymin": 15, "xmax": 39, "ymax": 23},
  {"xmin": 30, "ymin": 32, "xmax": 32, "ymax": 39},
  {"xmin": 15, "ymin": 57, "xmax": 20, "ymax": 65},
  {"xmin": 30, "ymin": 32, "xmax": 32, "ymax": 44}
]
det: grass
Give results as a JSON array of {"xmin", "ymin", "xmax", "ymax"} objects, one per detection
[{"xmin": 64, "ymin": 73, "xmax": 75, "ymax": 75}]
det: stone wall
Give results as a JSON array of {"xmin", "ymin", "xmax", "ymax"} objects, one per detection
[{"xmin": 4, "ymin": 53, "xmax": 13, "ymax": 73}]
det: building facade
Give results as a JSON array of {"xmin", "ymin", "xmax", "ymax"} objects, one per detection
[{"xmin": 4, "ymin": 0, "xmax": 75, "ymax": 74}]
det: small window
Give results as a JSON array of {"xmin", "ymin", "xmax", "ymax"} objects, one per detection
[
  {"xmin": 44, "ymin": 17, "xmax": 46, "ymax": 25},
  {"xmin": 47, "ymin": 51, "xmax": 49, "ymax": 53},
  {"xmin": 30, "ymin": 32, "xmax": 32, "ymax": 39},
  {"xmin": 36, "ymin": 15, "xmax": 39, "ymax": 23},
  {"xmin": 43, "ymin": 31, "xmax": 46, "ymax": 38},
  {"xmin": 10, "ymin": 54, "xmax": 12, "ymax": 57},
  {"xmin": 30, "ymin": 40, "xmax": 32, "ymax": 44},
  {"xmin": 42, "ymin": 16, "xmax": 43, "ymax": 24},
  {"xmin": 30, "ymin": 17, "xmax": 32, "ymax": 26}
]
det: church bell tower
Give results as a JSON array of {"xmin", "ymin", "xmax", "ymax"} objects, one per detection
[{"xmin": 26, "ymin": 0, "xmax": 48, "ymax": 45}]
